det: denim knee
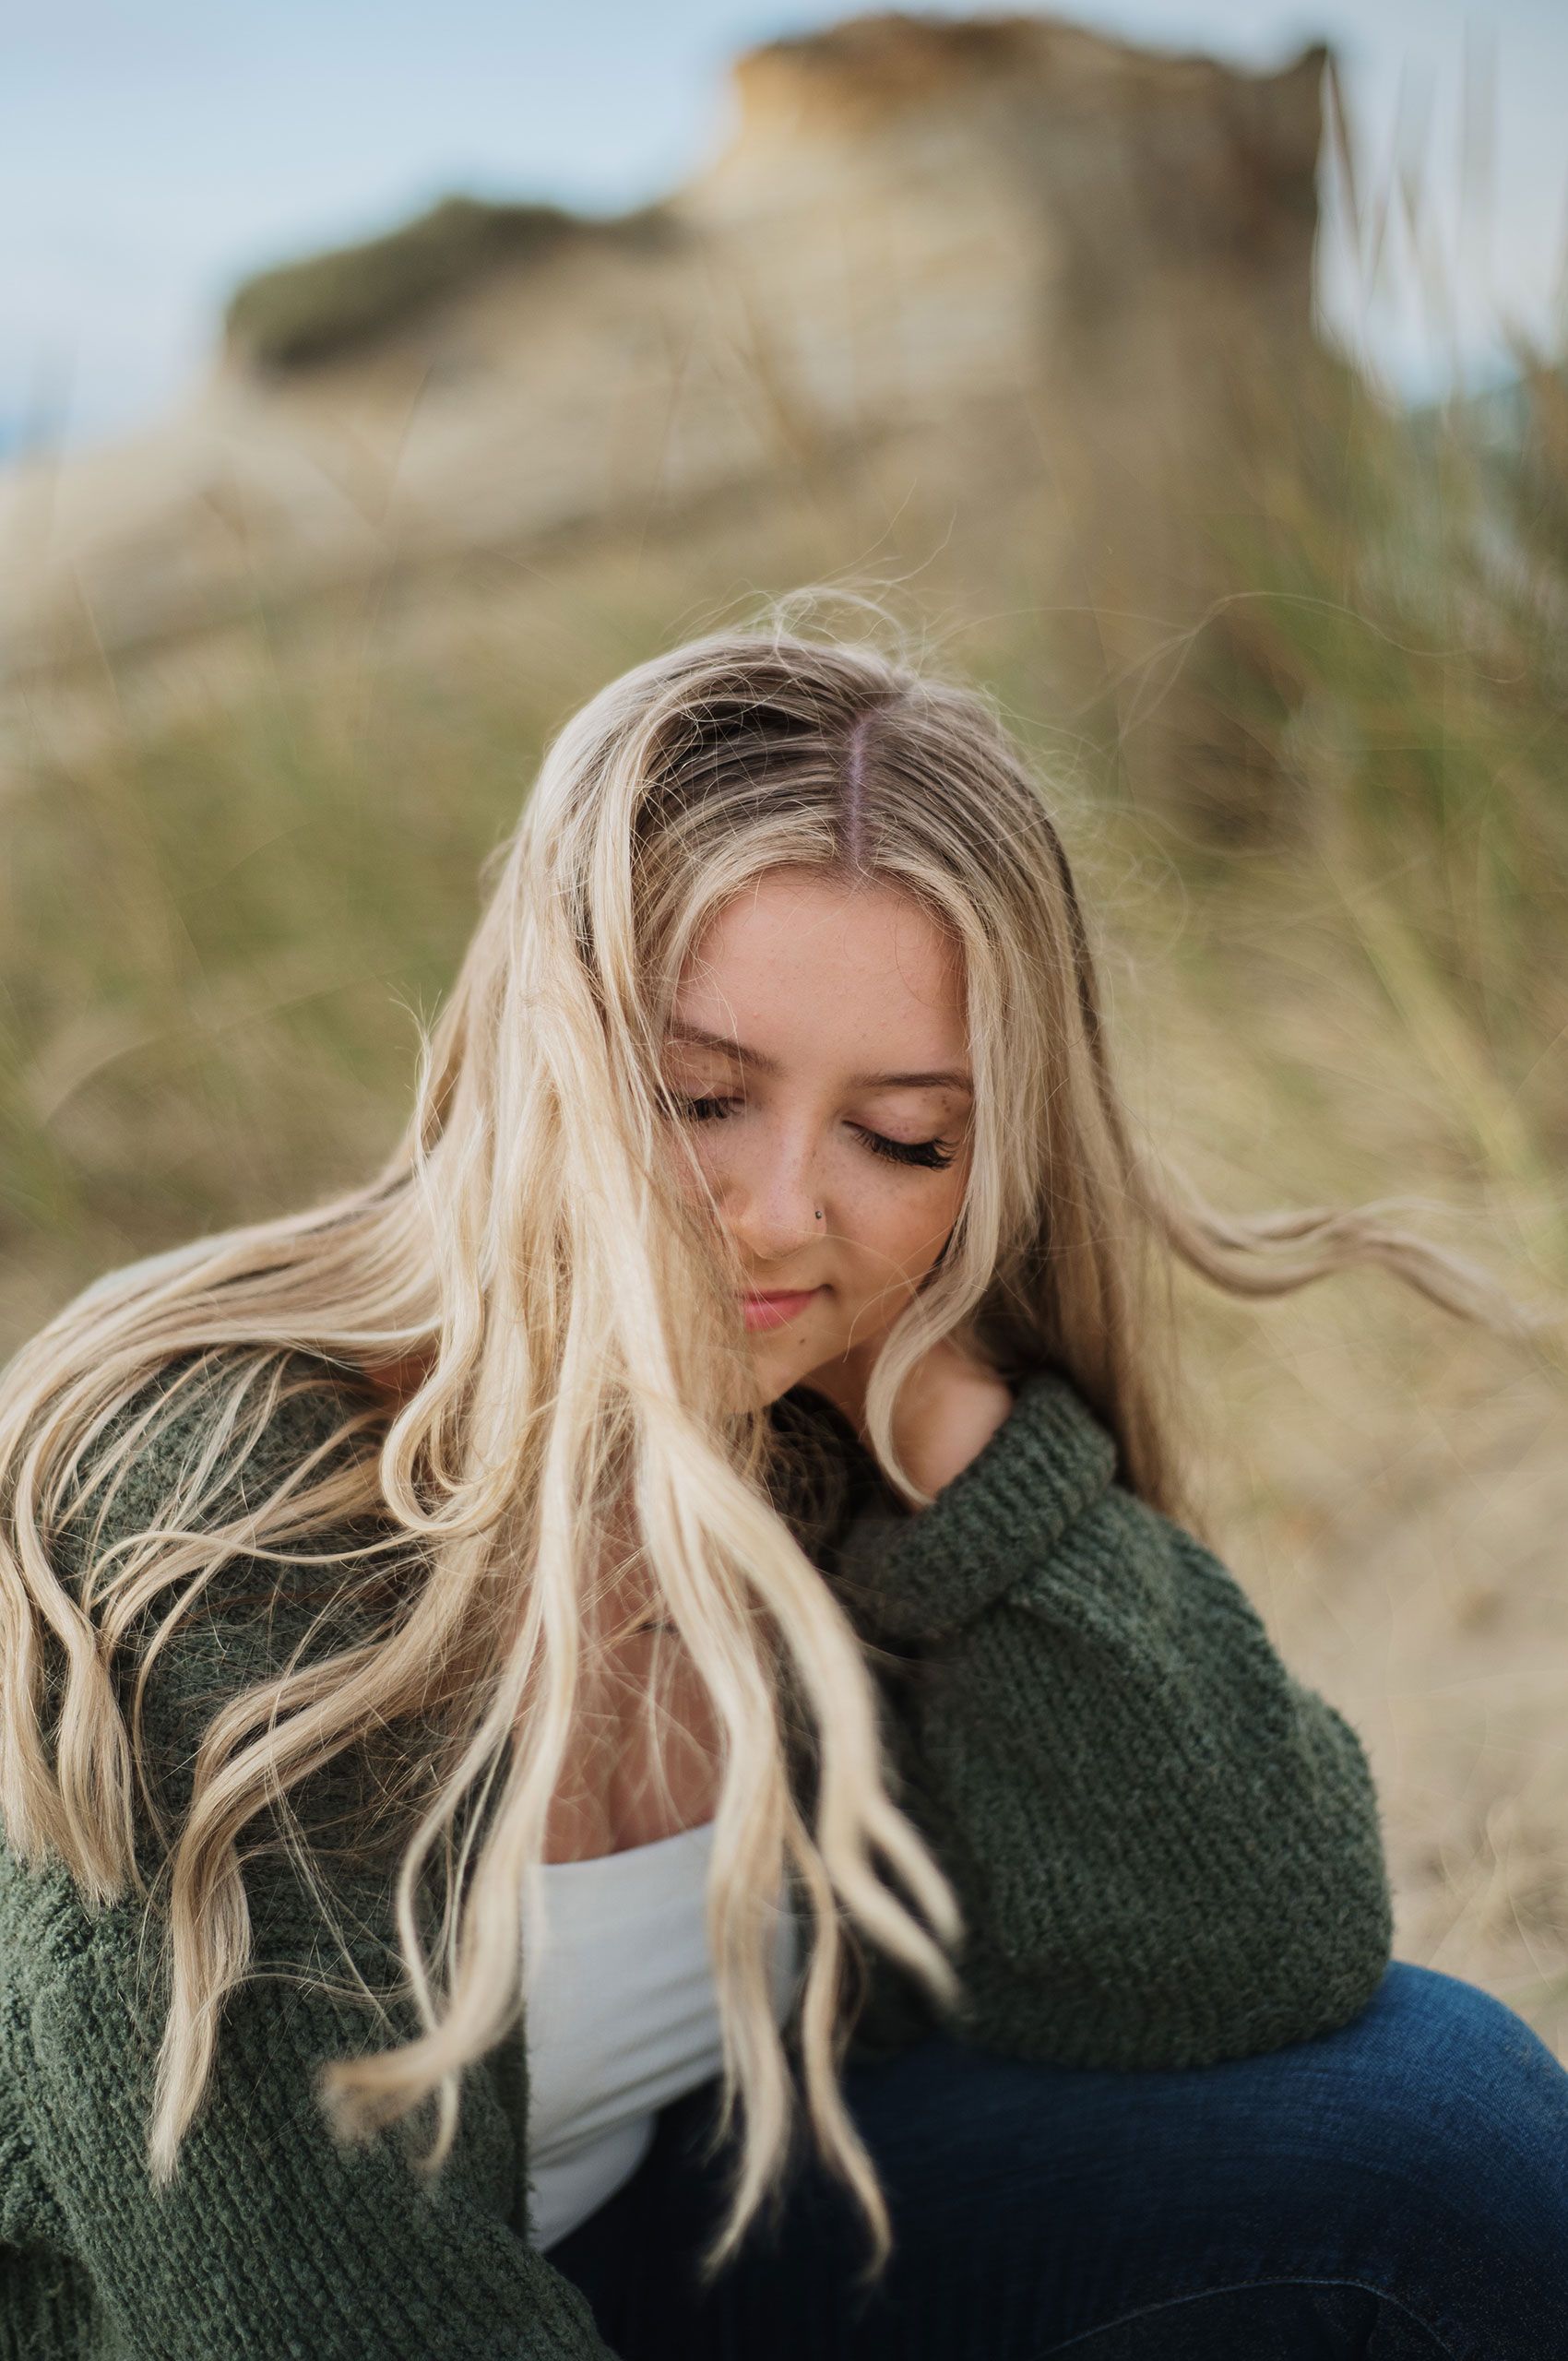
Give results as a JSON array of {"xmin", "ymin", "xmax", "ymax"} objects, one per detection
[
  {"xmin": 1273, "ymin": 1958, "xmax": 1568, "ymax": 2334},
  {"xmin": 1034, "ymin": 1961, "xmax": 1568, "ymax": 2360},
  {"xmin": 1345, "ymin": 1963, "xmax": 1568, "ymax": 2225}
]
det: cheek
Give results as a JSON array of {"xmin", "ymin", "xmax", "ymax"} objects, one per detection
[{"xmin": 848, "ymin": 1178, "xmax": 965, "ymax": 1285}]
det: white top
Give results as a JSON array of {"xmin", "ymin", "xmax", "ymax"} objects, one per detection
[{"xmin": 522, "ymin": 1818, "xmax": 803, "ymax": 2252}]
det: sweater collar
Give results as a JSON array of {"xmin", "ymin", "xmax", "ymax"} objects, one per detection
[{"xmin": 767, "ymin": 1366, "xmax": 1120, "ymax": 1643}]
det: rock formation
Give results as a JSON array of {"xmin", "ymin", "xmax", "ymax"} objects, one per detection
[{"xmin": 0, "ymin": 8, "xmax": 1340, "ymax": 824}]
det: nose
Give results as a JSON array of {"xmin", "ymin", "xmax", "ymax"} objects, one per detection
[{"xmin": 713, "ymin": 1131, "xmax": 826, "ymax": 1269}]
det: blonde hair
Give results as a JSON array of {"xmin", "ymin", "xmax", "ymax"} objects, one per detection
[{"xmin": 0, "ymin": 592, "xmax": 1550, "ymax": 2287}]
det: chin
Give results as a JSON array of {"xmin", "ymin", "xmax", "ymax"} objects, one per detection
[
  {"xmin": 749, "ymin": 1345, "xmax": 805, "ymax": 1404},
  {"xmin": 721, "ymin": 1349, "xmax": 797, "ymax": 1418},
  {"xmin": 745, "ymin": 1336, "xmax": 827, "ymax": 1411}
]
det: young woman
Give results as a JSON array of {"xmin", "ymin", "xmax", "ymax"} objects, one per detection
[{"xmin": 2, "ymin": 611, "xmax": 1565, "ymax": 2359}]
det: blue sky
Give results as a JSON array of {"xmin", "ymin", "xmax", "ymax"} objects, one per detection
[{"xmin": 4, "ymin": 0, "xmax": 1564, "ymax": 455}]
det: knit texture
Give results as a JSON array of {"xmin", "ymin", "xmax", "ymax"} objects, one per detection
[{"xmin": 0, "ymin": 1356, "xmax": 1394, "ymax": 2356}]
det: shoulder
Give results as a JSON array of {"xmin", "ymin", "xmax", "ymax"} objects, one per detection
[
  {"xmin": 53, "ymin": 1345, "xmax": 390, "ymax": 1607},
  {"xmin": 798, "ymin": 1364, "xmax": 1123, "ymax": 1640},
  {"xmin": 75, "ymin": 1343, "xmax": 379, "ymax": 1508},
  {"xmin": 44, "ymin": 1347, "xmax": 420, "ymax": 1851}
]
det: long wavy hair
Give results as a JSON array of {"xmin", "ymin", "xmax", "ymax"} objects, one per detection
[{"xmin": 0, "ymin": 595, "xmax": 1550, "ymax": 2284}]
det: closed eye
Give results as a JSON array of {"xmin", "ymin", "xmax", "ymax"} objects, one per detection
[{"xmin": 668, "ymin": 1093, "xmax": 958, "ymax": 1172}]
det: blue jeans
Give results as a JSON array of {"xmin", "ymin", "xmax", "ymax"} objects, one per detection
[{"xmin": 544, "ymin": 1961, "xmax": 1568, "ymax": 2356}]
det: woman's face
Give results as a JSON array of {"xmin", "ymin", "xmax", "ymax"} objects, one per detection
[{"xmin": 662, "ymin": 866, "xmax": 974, "ymax": 1416}]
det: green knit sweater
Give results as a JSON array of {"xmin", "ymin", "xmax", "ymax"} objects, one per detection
[{"xmin": 0, "ymin": 1355, "xmax": 1394, "ymax": 2358}]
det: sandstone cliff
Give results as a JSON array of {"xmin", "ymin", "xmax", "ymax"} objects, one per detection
[{"xmin": 0, "ymin": 8, "xmax": 1339, "ymax": 819}]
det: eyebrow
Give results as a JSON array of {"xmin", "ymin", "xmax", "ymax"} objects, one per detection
[{"xmin": 665, "ymin": 1023, "xmax": 973, "ymax": 1095}]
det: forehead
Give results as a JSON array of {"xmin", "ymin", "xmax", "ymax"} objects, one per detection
[{"xmin": 669, "ymin": 870, "xmax": 969, "ymax": 1085}]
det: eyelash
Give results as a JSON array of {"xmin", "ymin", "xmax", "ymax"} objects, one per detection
[{"xmin": 669, "ymin": 1094, "xmax": 958, "ymax": 1172}]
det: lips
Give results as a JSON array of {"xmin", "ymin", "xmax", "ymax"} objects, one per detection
[{"xmin": 739, "ymin": 1287, "xmax": 822, "ymax": 1331}]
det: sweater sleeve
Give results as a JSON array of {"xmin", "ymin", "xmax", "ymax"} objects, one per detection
[
  {"xmin": 828, "ymin": 1369, "xmax": 1395, "ymax": 2071},
  {"xmin": 6, "ymin": 1350, "xmax": 621, "ymax": 2361},
  {"xmin": 9, "ymin": 1856, "xmax": 620, "ymax": 2361}
]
